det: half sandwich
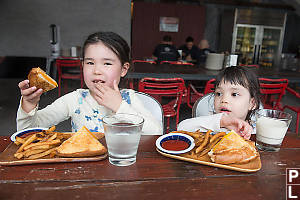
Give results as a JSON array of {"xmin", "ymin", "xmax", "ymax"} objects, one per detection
[
  {"xmin": 28, "ymin": 67, "xmax": 58, "ymax": 92},
  {"xmin": 208, "ymin": 130, "xmax": 258, "ymax": 164},
  {"xmin": 56, "ymin": 126, "xmax": 107, "ymax": 157}
]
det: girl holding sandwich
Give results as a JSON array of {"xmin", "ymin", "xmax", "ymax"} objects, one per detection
[
  {"xmin": 17, "ymin": 32, "xmax": 162, "ymax": 135},
  {"xmin": 178, "ymin": 66, "xmax": 261, "ymax": 139}
]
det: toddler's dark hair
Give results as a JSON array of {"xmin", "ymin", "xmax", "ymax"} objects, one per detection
[
  {"xmin": 82, "ymin": 31, "xmax": 130, "ymax": 65},
  {"xmin": 215, "ymin": 66, "xmax": 261, "ymax": 122}
]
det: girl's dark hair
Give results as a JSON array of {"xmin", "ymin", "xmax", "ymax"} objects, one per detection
[
  {"xmin": 82, "ymin": 31, "xmax": 130, "ymax": 65},
  {"xmin": 215, "ymin": 66, "xmax": 261, "ymax": 122}
]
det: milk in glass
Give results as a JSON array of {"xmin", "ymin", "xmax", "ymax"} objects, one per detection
[{"xmin": 256, "ymin": 116, "xmax": 288, "ymax": 145}]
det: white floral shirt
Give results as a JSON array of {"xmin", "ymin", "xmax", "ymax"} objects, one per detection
[{"xmin": 17, "ymin": 89, "xmax": 162, "ymax": 135}]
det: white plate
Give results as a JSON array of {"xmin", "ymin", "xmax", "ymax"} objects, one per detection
[
  {"xmin": 10, "ymin": 127, "xmax": 48, "ymax": 142},
  {"xmin": 156, "ymin": 133, "xmax": 195, "ymax": 154}
]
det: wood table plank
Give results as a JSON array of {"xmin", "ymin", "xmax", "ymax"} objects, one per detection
[{"xmin": 0, "ymin": 175, "xmax": 285, "ymax": 200}]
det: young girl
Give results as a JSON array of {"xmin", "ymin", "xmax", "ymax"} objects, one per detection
[
  {"xmin": 17, "ymin": 32, "xmax": 162, "ymax": 135},
  {"xmin": 178, "ymin": 66, "xmax": 261, "ymax": 139}
]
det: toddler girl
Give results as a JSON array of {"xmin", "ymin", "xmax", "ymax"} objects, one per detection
[{"xmin": 178, "ymin": 66, "xmax": 261, "ymax": 139}]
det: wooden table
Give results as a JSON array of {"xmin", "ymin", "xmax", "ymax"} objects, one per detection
[
  {"xmin": 1, "ymin": 133, "xmax": 300, "ymax": 200},
  {"xmin": 127, "ymin": 63, "xmax": 300, "ymax": 83}
]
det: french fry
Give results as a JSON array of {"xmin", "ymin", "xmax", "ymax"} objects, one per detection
[
  {"xmin": 16, "ymin": 134, "xmax": 37, "ymax": 153},
  {"xmin": 46, "ymin": 126, "xmax": 56, "ymax": 133},
  {"xmin": 195, "ymin": 129, "xmax": 212, "ymax": 154},
  {"xmin": 24, "ymin": 149, "xmax": 46, "ymax": 158},
  {"xmin": 172, "ymin": 130, "xmax": 204, "ymax": 139},
  {"xmin": 198, "ymin": 137, "xmax": 222, "ymax": 157},
  {"xmin": 47, "ymin": 133, "xmax": 57, "ymax": 141},
  {"xmin": 23, "ymin": 139, "xmax": 61, "ymax": 151},
  {"xmin": 194, "ymin": 137, "xmax": 204, "ymax": 146},
  {"xmin": 49, "ymin": 150, "xmax": 56, "ymax": 158},
  {"xmin": 210, "ymin": 132, "xmax": 226, "ymax": 143},
  {"xmin": 14, "ymin": 137, "xmax": 26, "ymax": 145},
  {"xmin": 14, "ymin": 152, "xmax": 24, "ymax": 159},
  {"xmin": 27, "ymin": 144, "xmax": 52, "ymax": 150},
  {"xmin": 27, "ymin": 148, "xmax": 57, "ymax": 159}
]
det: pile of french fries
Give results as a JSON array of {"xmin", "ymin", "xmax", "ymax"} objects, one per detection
[
  {"xmin": 14, "ymin": 126, "xmax": 72, "ymax": 160},
  {"xmin": 172, "ymin": 130, "xmax": 226, "ymax": 157}
]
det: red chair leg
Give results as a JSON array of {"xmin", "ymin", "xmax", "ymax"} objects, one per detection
[
  {"xmin": 296, "ymin": 112, "xmax": 299, "ymax": 134},
  {"xmin": 58, "ymin": 78, "xmax": 62, "ymax": 97},
  {"xmin": 64, "ymin": 80, "xmax": 68, "ymax": 94},
  {"xmin": 166, "ymin": 117, "xmax": 170, "ymax": 134}
]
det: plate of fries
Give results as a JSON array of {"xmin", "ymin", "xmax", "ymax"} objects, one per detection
[
  {"xmin": 156, "ymin": 130, "xmax": 261, "ymax": 173},
  {"xmin": 0, "ymin": 126, "xmax": 107, "ymax": 166}
]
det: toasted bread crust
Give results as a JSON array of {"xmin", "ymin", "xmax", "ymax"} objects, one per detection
[
  {"xmin": 28, "ymin": 67, "xmax": 57, "ymax": 92},
  {"xmin": 56, "ymin": 149, "xmax": 107, "ymax": 157},
  {"xmin": 208, "ymin": 131, "xmax": 258, "ymax": 164},
  {"xmin": 56, "ymin": 126, "xmax": 107, "ymax": 158}
]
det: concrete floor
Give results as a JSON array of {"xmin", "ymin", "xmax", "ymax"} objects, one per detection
[{"xmin": 0, "ymin": 78, "xmax": 299, "ymax": 136}]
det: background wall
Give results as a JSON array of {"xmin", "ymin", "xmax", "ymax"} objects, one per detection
[
  {"xmin": 0, "ymin": 0, "xmax": 131, "ymax": 57},
  {"xmin": 132, "ymin": 2, "xmax": 205, "ymax": 59}
]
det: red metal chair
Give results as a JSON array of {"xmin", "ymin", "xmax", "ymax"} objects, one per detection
[
  {"xmin": 138, "ymin": 77, "xmax": 185, "ymax": 133},
  {"xmin": 204, "ymin": 78, "xmax": 216, "ymax": 94},
  {"xmin": 283, "ymin": 86, "xmax": 300, "ymax": 134},
  {"xmin": 56, "ymin": 57, "xmax": 84, "ymax": 96},
  {"xmin": 259, "ymin": 78, "xmax": 288, "ymax": 110},
  {"xmin": 132, "ymin": 59, "xmax": 156, "ymax": 64},
  {"xmin": 186, "ymin": 83, "xmax": 203, "ymax": 108},
  {"xmin": 186, "ymin": 78, "xmax": 215, "ymax": 108},
  {"xmin": 160, "ymin": 60, "xmax": 194, "ymax": 66}
]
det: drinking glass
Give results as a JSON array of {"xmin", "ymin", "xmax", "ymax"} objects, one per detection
[
  {"xmin": 255, "ymin": 109, "xmax": 292, "ymax": 152},
  {"xmin": 102, "ymin": 113, "xmax": 144, "ymax": 166}
]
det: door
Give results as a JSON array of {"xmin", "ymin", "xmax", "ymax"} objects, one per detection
[
  {"xmin": 232, "ymin": 24, "xmax": 259, "ymax": 65},
  {"xmin": 259, "ymin": 27, "xmax": 283, "ymax": 67}
]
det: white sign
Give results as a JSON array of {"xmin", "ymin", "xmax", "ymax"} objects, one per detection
[{"xmin": 159, "ymin": 17, "xmax": 179, "ymax": 32}]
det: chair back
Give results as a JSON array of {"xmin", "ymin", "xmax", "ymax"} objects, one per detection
[
  {"xmin": 192, "ymin": 93, "xmax": 215, "ymax": 117},
  {"xmin": 56, "ymin": 57, "xmax": 83, "ymax": 96},
  {"xmin": 259, "ymin": 78, "xmax": 288, "ymax": 110},
  {"xmin": 160, "ymin": 61, "xmax": 194, "ymax": 66},
  {"xmin": 138, "ymin": 77, "xmax": 185, "ymax": 132},
  {"xmin": 204, "ymin": 78, "xmax": 216, "ymax": 94},
  {"xmin": 135, "ymin": 91, "xmax": 164, "ymax": 133},
  {"xmin": 132, "ymin": 59, "xmax": 156, "ymax": 64}
]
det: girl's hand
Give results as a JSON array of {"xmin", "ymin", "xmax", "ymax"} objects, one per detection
[
  {"xmin": 93, "ymin": 80, "xmax": 122, "ymax": 112},
  {"xmin": 220, "ymin": 114, "xmax": 252, "ymax": 140},
  {"xmin": 18, "ymin": 80, "xmax": 43, "ymax": 113}
]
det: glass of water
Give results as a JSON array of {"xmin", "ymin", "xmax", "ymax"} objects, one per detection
[
  {"xmin": 102, "ymin": 113, "xmax": 144, "ymax": 166},
  {"xmin": 256, "ymin": 109, "xmax": 292, "ymax": 152}
]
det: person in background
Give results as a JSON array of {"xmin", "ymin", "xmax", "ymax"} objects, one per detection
[
  {"xmin": 177, "ymin": 66, "xmax": 261, "ymax": 140},
  {"xmin": 197, "ymin": 39, "xmax": 215, "ymax": 64},
  {"xmin": 152, "ymin": 35, "xmax": 180, "ymax": 63},
  {"xmin": 179, "ymin": 36, "xmax": 199, "ymax": 63},
  {"xmin": 17, "ymin": 31, "xmax": 162, "ymax": 135}
]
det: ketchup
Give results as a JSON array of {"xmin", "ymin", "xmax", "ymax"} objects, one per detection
[{"xmin": 162, "ymin": 140, "xmax": 189, "ymax": 151}]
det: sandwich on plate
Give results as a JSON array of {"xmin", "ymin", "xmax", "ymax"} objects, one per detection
[
  {"xmin": 208, "ymin": 130, "xmax": 258, "ymax": 164},
  {"xmin": 56, "ymin": 126, "xmax": 107, "ymax": 157},
  {"xmin": 28, "ymin": 67, "xmax": 58, "ymax": 92}
]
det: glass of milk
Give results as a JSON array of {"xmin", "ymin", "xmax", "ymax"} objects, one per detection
[
  {"xmin": 255, "ymin": 109, "xmax": 292, "ymax": 152},
  {"xmin": 102, "ymin": 113, "xmax": 144, "ymax": 166}
]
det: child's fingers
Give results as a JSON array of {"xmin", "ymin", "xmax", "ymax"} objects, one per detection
[
  {"xmin": 23, "ymin": 88, "xmax": 43, "ymax": 100},
  {"xmin": 21, "ymin": 86, "xmax": 38, "ymax": 96},
  {"xmin": 18, "ymin": 80, "xmax": 30, "ymax": 90}
]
